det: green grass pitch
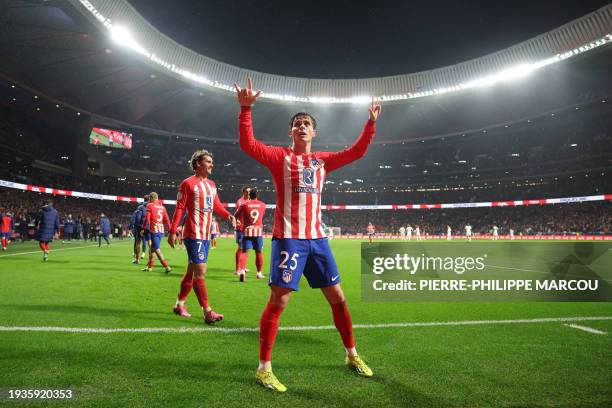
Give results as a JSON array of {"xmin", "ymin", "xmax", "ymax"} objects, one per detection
[{"xmin": 0, "ymin": 238, "xmax": 611, "ymax": 407}]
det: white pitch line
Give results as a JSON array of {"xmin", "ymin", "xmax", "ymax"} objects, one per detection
[
  {"xmin": 565, "ymin": 324, "xmax": 607, "ymax": 335},
  {"xmin": 0, "ymin": 241, "xmax": 131, "ymax": 258},
  {"xmin": 0, "ymin": 316, "xmax": 610, "ymax": 334}
]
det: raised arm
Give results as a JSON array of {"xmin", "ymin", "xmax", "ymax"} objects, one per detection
[
  {"xmin": 235, "ymin": 78, "xmax": 284, "ymax": 165},
  {"xmin": 322, "ymin": 99, "xmax": 381, "ymax": 173}
]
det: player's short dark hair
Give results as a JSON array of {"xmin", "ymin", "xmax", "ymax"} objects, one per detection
[
  {"xmin": 249, "ymin": 188, "xmax": 258, "ymax": 200},
  {"xmin": 190, "ymin": 149, "xmax": 214, "ymax": 171},
  {"xmin": 143, "ymin": 194, "xmax": 150, "ymax": 201},
  {"xmin": 290, "ymin": 112, "xmax": 317, "ymax": 130},
  {"xmin": 242, "ymin": 186, "xmax": 250, "ymax": 193}
]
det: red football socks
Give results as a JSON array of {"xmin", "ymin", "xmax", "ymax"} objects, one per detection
[
  {"xmin": 259, "ymin": 302, "xmax": 284, "ymax": 361},
  {"xmin": 177, "ymin": 272, "xmax": 193, "ymax": 301},
  {"xmin": 331, "ymin": 301, "xmax": 355, "ymax": 348},
  {"xmin": 239, "ymin": 251, "xmax": 249, "ymax": 271},
  {"xmin": 235, "ymin": 248, "xmax": 242, "ymax": 271},
  {"xmin": 255, "ymin": 252, "xmax": 264, "ymax": 272},
  {"xmin": 193, "ymin": 277, "xmax": 209, "ymax": 309}
]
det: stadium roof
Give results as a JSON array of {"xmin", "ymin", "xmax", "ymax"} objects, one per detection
[{"xmin": 0, "ymin": 0, "xmax": 611, "ymax": 143}]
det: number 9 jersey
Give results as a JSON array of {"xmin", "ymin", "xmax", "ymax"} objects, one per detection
[{"xmin": 235, "ymin": 199, "xmax": 267, "ymax": 237}]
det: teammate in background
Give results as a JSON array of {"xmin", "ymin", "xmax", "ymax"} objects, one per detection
[
  {"xmin": 99, "ymin": 213, "xmax": 111, "ymax": 247},
  {"xmin": 210, "ymin": 217, "xmax": 219, "ymax": 249},
  {"xmin": 1, "ymin": 211, "xmax": 14, "ymax": 251},
  {"xmin": 366, "ymin": 222, "xmax": 376, "ymax": 243},
  {"xmin": 492, "ymin": 225, "xmax": 499, "ymax": 240},
  {"xmin": 465, "ymin": 224, "xmax": 472, "ymax": 242},
  {"xmin": 447, "ymin": 225, "xmax": 452, "ymax": 241},
  {"xmin": 141, "ymin": 192, "xmax": 172, "ymax": 273},
  {"xmin": 399, "ymin": 226, "xmax": 406, "ymax": 240},
  {"xmin": 415, "ymin": 225, "xmax": 422, "ymax": 241},
  {"xmin": 62, "ymin": 214, "xmax": 74, "ymax": 244},
  {"xmin": 235, "ymin": 78, "xmax": 380, "ymax": 392},
  {"xmin": 234, "ymin": 186, "xmax": 251, "ymax": 274},
  {"xmin": 167, "ymin": 149, "xmax": 237, "ymax": 324},
  {"xmin": 131, "ymin": 194, "xmax": 149, "ymax": 263},
  {"xmin": 509, "ymin": 228, "xmax": 515, "ymax": 240},
  {"xmin": 35, "ymin": 200, "xmax": 59, "ymax": 261},
  {"xmin": 235, "ymin": 188, "xmax": 266, "ymax": 281},
  {"xmin": 406, "ymin": 225, "xmax": 413, "ymax": 240}
]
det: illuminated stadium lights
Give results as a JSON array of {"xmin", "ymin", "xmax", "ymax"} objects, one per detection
[
  {"xmin": 110, "ymin": 26, "xmax": 148, "ymax": 56},
  {"xmin": 458, "ymin": 160, "xmax": 467, "ymax": 164},
  {"xmin": 511, "ymin": 153, "xmax": 520, "ymax": 157},
  {"xmin": 571, "ymin": 143, "xmax": 578, "ymax": 147},
  {"xmin": 76, "ymin": 0, "xmax": 612, "ymax": 104}
]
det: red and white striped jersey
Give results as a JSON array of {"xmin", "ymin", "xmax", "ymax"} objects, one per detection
[
  {"xmin": 239, "ymin": 107, "xmax": 376, "ymax": 239},
  {"xmin": 144, "ymin": 202, "xmax": 170, "ymax": 233},
  {"xmin": 234, "ymin": 196, "xmax": 247, "ymax": 231},
  {"xmin": 211, "ymin": 218, "xmax": 219, "ymax": 235},
  {"xmin": 170, "ymin": 176, "xmax": 231, "ymax": 240},
  {"xmin": 235, "ymin": 199, "xmax": 266, "ymax": 237}
]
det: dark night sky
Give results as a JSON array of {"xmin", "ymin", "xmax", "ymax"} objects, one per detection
[{"xmin": 127, "ymin": 0, "xmax": 610, "ymax": 79}]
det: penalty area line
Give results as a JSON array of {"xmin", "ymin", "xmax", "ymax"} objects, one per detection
[{"xmin": 0, "ymin": 316, "xmax": 611, "ymax": 334}]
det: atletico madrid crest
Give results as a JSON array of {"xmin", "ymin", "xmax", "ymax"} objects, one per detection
[{"xmin": 282, "ymin": 270, "xmax": 292, "ymax": 283}]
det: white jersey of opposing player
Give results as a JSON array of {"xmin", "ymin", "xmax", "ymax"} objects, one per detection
[
  {"xmin": 492, "ymin": 226, "xmax": 499, "ymax": 235},
  {"xmin": 407, "ymin": 226, "xmax": 413, "ymax": 236},
  {"xmin": 399, "ymin": 226, "xmax": 406, "ymax": 237},
  {"xmin": 465, "ymin": 225, "xmax": 472, "ymax": 236}
]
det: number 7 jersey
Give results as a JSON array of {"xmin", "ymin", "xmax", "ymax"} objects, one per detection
[{"xmin": 235, "ymin": 199, "xmax": 267, "ymax": 237}]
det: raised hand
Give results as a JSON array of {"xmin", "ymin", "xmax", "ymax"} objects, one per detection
[
  {"xmin": 234, "ymin": 77, "xmax": 262, "ymax": 107},
  {"xmin": 369, "ymin": 97, "xmax": 382, "ymax": 122}
]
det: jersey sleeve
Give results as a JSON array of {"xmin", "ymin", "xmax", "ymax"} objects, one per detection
[
  {"xmin": 318, "ymin": 120, "xmax": 376, "ymax": 173},
  {"xmin": 170, "ymin": 181, "xmax": 189, "ymax": 233},
  {"xmin": 239, "ymin": 106, "xmax": 286, "ymax": 167},
  {"xmin": 213, "ymin": 193, "xmax": 231, "ymax": 220}
]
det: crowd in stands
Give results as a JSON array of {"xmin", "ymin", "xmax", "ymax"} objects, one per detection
[{"xmin": 2, "ymin": 188, "xmax": 610, "ymax": 239}]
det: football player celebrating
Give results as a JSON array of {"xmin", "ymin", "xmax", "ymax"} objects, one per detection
[
  {"xmin": 168, "ymin": 150, "xmax": 237, "ymax": 324},
  {"xmin": 235, "ymin": 78, "xmax": 381, "ymax": 392}
]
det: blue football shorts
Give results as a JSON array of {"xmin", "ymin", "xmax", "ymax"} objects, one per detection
[
  {"xmin": 235, "ymin": 229, "xmax": 243, "ymax": 245},
  {"xmin": 184, "ymin": 238, "xmax": 210, "ymax": 264},
  {"xmin": 150, "ymin": 232, "xmax": 164, "ymax": 250},
  {"xmin": 241, "ymin": 236, "xmax": 264, "ymax": 252},
  {"xmin": 269, "ymin": 238, "xmax": 339, "ymax": 291}
]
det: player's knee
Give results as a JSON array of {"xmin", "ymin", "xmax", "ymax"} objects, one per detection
[{"xmin": 269, "ymin": 288, "xmax": 291, "ymax": 309}]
